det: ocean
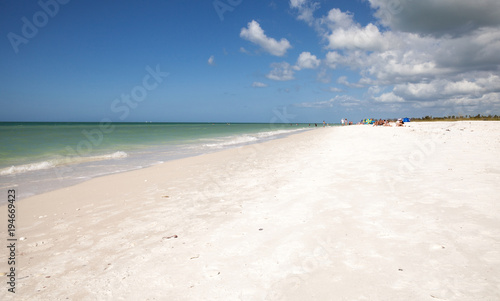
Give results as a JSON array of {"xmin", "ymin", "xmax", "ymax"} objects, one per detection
[{"xmin": 0, "ymin": 122, "xmax": 313, "ymax": 199}]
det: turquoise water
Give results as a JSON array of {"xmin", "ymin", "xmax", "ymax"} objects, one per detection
[
  {"xmin": 0, "ymin": 122, "xmax": 313, "ymax": 198},
  {"xmin": 0, "ymin": 122, "xmax": 308, "ymax": 168}
]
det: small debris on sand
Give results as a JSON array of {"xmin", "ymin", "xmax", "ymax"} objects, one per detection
[{"xmin": 163, "ymin": 235, "xmax": 178, "ymax": 239}]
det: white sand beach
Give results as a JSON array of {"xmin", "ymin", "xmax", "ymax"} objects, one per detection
[{"xmin": 1, "ymin": 121, "xmax": 500, "ymax": 300}]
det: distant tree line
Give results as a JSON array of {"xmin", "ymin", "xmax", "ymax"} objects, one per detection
[{"xmin": 410, "ymin": 114, "xmax": 500, "ymax": 122}]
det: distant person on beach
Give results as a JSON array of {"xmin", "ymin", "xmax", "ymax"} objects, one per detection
[{"xmin": 341, "ymin": 118, "xmax": 345, "ymax": 126}]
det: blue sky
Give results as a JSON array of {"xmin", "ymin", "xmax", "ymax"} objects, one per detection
[{"xmin": 1, "ymin": 0, "xmax": 500, "ymax": 123}]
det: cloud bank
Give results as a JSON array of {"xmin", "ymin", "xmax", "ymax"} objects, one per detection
[{"xmin": 288, "ymin": 0, "xmax": 500, "ymax": 115}]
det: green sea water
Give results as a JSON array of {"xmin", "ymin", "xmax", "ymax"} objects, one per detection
[
  {"xmin": 0, "ymin": 122, "xmax": 314, "ymax": 198},
  {"xmin": 0, "ymin": 122, "xmax": 311, "ymax": 168}
]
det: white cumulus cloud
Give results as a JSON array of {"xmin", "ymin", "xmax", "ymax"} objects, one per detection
[
  {"xmin": 289, "ymin": 0, "xmax": 320, "ymax": 25},
  {"xmin": 208, "ymin": 55, "xmax": 215, "ymax": 66},
  {"xmin": 240, "ymin": 20, "xmax": 292, "ymax": 56},
  {"xmin": 327, "ymin": 23, "xmax": 388, "ymax": 51},
  {"xmin": 266, "ymin": 62, "xmax": 295, "ymax": 81},
  {"xmin": 321, "ymin": 8, "xmax": 396, "ymax": 51},
  {"xmin": 374, "ymin": 92, "xmax": 405, "ymax": 103},
  {"xmin": 337, "ymin": 76, "xmax": 364, "ymax": 88},
  {"xmin": 294, "ymin": 52, "xmax": 320, "ymax": 70}
]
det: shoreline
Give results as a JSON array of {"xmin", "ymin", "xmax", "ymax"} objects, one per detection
[
  {"xmin": 0, "ymin": 124, "xmax": 314, "ymax": 201},
  {"xmin": 1, "ymin": 121, "xmax": 499, "ymax": 300}
]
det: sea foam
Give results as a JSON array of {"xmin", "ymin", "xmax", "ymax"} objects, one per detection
[
  {"xmin": 0, "ymin": 161, "xmax": 56, "ymax": 176},
  {"xmin": 201, "ymin": 128, "xmax": 307, "ymax": 149},
  {"xmin": 0, "ymin": 151, "xmax": 128, "ymax": 176}
]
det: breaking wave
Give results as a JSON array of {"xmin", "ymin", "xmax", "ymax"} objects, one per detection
[
  {"xmin": 0, "ymin": 151, "xmax": 128, "ymax": 176},
  {"xmin": 202, "ymin": 128, "xmax": 307, "ymax": 149}
]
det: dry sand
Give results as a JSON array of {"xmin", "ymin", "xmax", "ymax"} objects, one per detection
[{"xmin": 1, "ymin": 121, "xmax": 500, "ymax": 300}]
